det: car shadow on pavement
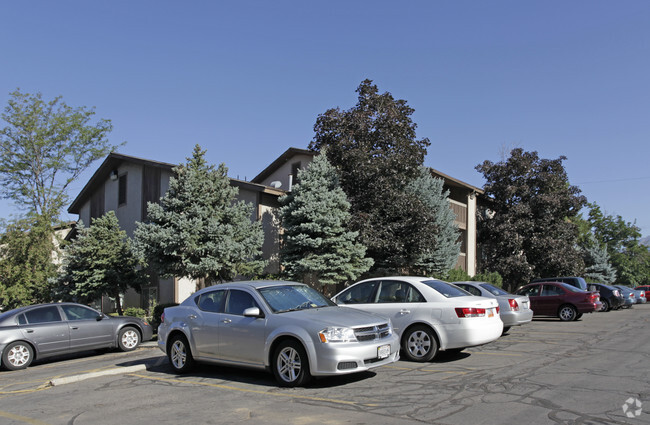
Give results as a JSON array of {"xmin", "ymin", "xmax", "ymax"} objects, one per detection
[{"xmin": 117, "ymin": 357, "xmax": 379, "ymax": 389}]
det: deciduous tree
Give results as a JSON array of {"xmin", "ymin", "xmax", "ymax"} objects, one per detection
[
  {"xmin": 0, "ymin": 216, "xmax": 58, "ymax": 309},
  {"xmin": 476, "ymin": 148, "xmax": 586, "ymax": 290},
  {"xmin": 309, "ymin": 80, "xmax": 434, "ymax": 272},
  {"xmin": 0, "ymin": 89, "xmax": 116, "ymax": 221}
]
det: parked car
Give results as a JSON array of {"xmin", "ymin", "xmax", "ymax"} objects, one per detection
[
  {"xmin": 453, "ymin": 281, "xmax": 533, "ymax": 334},
  {"xmin": 331, "ymin": 277, "xmax": 502, "ymax": 362},
  {"xmin": 616, "ymin": 285, "xmax": 646, "ymax": 304},
  {"xmin": 612, "ymin": 285, "xmax": 636, "ymax": 308},
  {"xmin": 634, "ymin": 288, "xmax": 648, "ymax": 303},
  {"xmin": 587, "ymin": 283, "xmax": 624, "ymax": 312},
  {"xmin": 157, "ymin": 281, "xmax": 400, "ymax": 387},
  {"xmin": 0, "ymin": 302, "xmax": 153, "ymax": 370},
  {"xmin": 634, "ymin": 285, "xmax": 650, "ymax": 294},
  {"xmin": 514, "ymin": 282, "xmax": 601, "ymax": 321},
  {"xmin": 531, "ymin": 276, "xmax": 588, "ymax": 291}
]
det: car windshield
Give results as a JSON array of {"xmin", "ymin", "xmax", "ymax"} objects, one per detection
[
  {"xmin": 422, "ymin": 280, "xmax": 471, "ymax": 298},
  {"xmin": 258, "ymin": 284, "xmax": 335, "ymax": 313},
  {"xmin": 479, "ymin": 283, "xmax": 510, "ymax": 296}
]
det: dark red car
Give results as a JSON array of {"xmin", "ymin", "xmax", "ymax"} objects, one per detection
[{"xmin": 514, "ymin": 282, "xmax": 601, "ymax": 321}]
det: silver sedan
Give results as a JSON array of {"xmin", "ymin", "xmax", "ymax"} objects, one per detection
[
  {"xmin": 453, "ymin": 281, "xmax": 533, "ymax": 333},
  {"xmin": 157, "ymin": 281, "xmax": 400, "ymax": 387},
  {"xmin": 0, "ymin": 302, "xmax": 153, "ymax": 370}
]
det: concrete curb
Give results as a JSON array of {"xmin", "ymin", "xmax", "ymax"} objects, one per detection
[{"xmin": 50, "ymin": 364, "xmax": 147, "ymax": 386}]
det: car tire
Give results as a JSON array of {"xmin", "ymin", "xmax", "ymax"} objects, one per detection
[
  {"xmin": 575, "ymin": 313, "xmax": 583, "ymax": 320},
  {"xmin": 402, "ymin": 325, "xmax": 438, "ymax": 362},
  {"xmin": 272, "ymin": 340, "xmax": 311, "ymax": 387},
  {"xmin": 2, "ymin": 341, "xmax": 34, "ymax": 371},
  {"xmin": 118, "ymin": 326, "xmax": 141, "ymax": 351},
  {"xmin": 558, "ymin": 305, "xmax": 577, "ymax": 321},
  {"xmin": 502, "ymin": 326, "xmax": 511, "ymax": 335},
  {"xmin": 600, "ymin": 299, "xmax": 610, "ymax": 312},
  {"xmin": 167, "ymin": 334, "xmax": 194, "ymax": 373}
]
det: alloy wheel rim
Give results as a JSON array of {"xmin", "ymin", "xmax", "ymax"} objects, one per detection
[
  {"xmin": 8, "ymin": 345, "xmax": 30, "ymax": 367},
  {"xmin": 277, "ymin": 347, "xmax": 301, "ymax": 382},
  {"xmin": 560, "ymin": 307, "xmax": 574, "ymax": 320},
  {"xmin": 121, "ymin": 330, "xmax": 139, "ymax": 349},
  {"xmin": 171, "ymin": 340, "xmax": 186, "ymax": 369},
  {"xmin": 407, "ymin": 331, "xmax": 431, "ymax": 358}
]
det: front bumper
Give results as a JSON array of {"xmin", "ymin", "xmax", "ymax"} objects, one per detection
[{"xmin": 308, "ymin": 332, "xmax": 400, "ymax": 376}]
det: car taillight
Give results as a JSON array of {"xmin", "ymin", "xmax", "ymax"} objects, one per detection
[
  {"xmin": 455, "ymin": 307, "xmax": 486, "ymax": 318},
  {"xmin": 614, "ymin": 290, "xmax": 620, "ymax": 297},
  {"xmin": 496, "ymin": 306, "xmax": 500, "ymax": 314},
  {"xmin": 641, "ymin": 292, "xmax": 646, "ymax": 298},
  {"xmin": 630, "ymin": 293, "xmax": 635, "ymax": 298},
  {"xmin": 508, "ymin": 299, "xmax": 519, "ymax": 311},
  {"xmin": 161, "ymin": 312, "xmax": 165, "ymax": 323}
]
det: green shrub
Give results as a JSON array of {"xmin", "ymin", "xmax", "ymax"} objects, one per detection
[
  {"xmin": 152, "ymin": 303, "xmax": 179, "ymax": 330},
  {"xmin": 472, "ymin": 271, "xmax": 503, "ymax": 287},
  {"xmin": 445, "ymin": 268, "xmax": 471, "ymax": 282},
  {"xmin": 123, "ymin": 307, "xmax": 146, "ymax": 318}
]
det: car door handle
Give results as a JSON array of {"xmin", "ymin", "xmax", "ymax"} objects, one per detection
[
  {"xmin": 399, "ymin": 309, "xmax": 410, "ymax": 315},
  {"xmin": 188, "ymin": 314, "xmax": 197, "ymax": 320},
  {"xmin": 71, "ymin": 326, "xmax": 79, "ymax": 330},
  {"xmin": 221, "ymin": 319, "xmax": 232, "ymax": 324},
  {"xmin": 25, "ymin": 329, "xmax": 34, "ymax": 333}
]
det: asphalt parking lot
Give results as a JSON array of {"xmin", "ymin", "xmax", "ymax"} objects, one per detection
[{"xmin": 1, "ymin": 304, "xmax": 649, "ymax": 425}]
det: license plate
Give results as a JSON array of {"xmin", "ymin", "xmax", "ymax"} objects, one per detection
[
  {"xmin": 377, "ymin": 344, "xmax": 390, "ymax": 359},
  {"xmin": 488, "ymin": 308, "xmax": 494, "ymax": 317}
]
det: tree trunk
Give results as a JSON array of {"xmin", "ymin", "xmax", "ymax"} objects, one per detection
[{"xmin": 115, "ymin": 290, "xmax": 123, "ymax": 315}]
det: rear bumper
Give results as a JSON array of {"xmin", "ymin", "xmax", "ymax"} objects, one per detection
[
  {"xmin": 442, "ymin": 319, "xmax": 503, "ymax": 350},
  {"xmin": 500, "ymin": 309, "xmax": 534, "ymax": 327}
]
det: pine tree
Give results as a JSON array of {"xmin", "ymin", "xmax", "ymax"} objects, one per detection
[
  {"xmin": 581, "ymin": 234, "xmax": 617, "ymax": 284},
  {"xmin": 134, "ymin": 145, "xmax": 264, "ymax": 285},
  {"xmin": 55, "ymin": 211, "xmax": 146, "ymax": 314},
  {"xmin": 279, "ymin": 152, "xmax": 373, "ymax": 292},
  {"xmin": 407, "ymin": 167, "xmax": 460, "ymax": 276}
]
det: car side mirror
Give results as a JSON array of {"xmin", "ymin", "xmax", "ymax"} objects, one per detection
[
  {"xmin": 96, "ymin": 314, "xmax": 104, "ymax": 321},
  {"xmin": 243, "ymin": 307, "xmax": 264, "ymax": 318}
]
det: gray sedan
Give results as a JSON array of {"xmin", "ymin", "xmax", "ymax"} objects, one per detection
[
  {"xmin": 157, "ymin": 281, "xmax": 400, "ymax": 387},
  {"xmin": 454, "ymin": 281, "xmax": 533, "ymax": 333},
  {"xmin": 0, "ymin": 302, "xmax": 153, "ymax": 370}
]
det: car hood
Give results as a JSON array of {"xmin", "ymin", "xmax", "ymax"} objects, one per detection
[{"xmin": 279, "ymin": 306, "xmax": 389, "ymax": 328}]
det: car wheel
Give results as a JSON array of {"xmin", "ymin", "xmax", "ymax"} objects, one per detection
[
  {"xmin": 272, "ymin": 340, "xmax": 311, "ymax": 387},
  {"xmin": 600, "ymin": 299, "xmax": 610, "ymax": 312},
  {"xmin": 167, "ymin": 334, "xmax": 194, "ymax": 373},
  {"xmin": 2, "ymin": 341, "xmax": 34, "ymax": 371},
  {"xmin": 502, "ymin": 326, "xmax": 511, "ymax": 335},
  {"xmin": 558, "ymin": 305, "xmax": 577, "ymax": 321},
  {"xmin": 402, "ymin": 325, "xmax": 438, "ymax": 362},
  {"xmin": 118, "ymin": 326, "xmax": 141, "ymax": 351}
]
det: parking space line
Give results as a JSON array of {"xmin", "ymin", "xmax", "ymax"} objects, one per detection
[
  {"xmin": 0, "ymin": 409, "xmax": 51, "ymax": 425},
  {"xmin": 127, "ymin": 373, "xmax": 376, "ymax": 407},
  {"xmin": 467, "ymin": 351, "xmax": 523, "ymax": 356}
]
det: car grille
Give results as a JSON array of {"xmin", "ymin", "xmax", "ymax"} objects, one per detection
[{"xmin": 353, "ymin": 323, "xmax": 391, "ymax": 341}]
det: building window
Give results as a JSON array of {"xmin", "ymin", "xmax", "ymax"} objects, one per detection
[
  {"xmin": 118, "ymin": 174, "xmax": 127, "ymax": 206},
  {"xmin": 291, "ymin": 162, "xmax": 301, "ymax": 186}
]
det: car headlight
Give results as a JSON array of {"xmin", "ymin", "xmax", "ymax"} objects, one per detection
[{"xmin": 318, "ymin": 327, "xmax": 357, "ymax": 343}]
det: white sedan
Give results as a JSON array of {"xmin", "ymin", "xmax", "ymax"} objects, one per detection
[{"xmin": 332, "ymin": 277, "xmax": 503, "ymax": 361}]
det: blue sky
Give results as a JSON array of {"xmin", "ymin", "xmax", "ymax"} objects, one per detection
[{"xmin": 1, "ymin": 1, "xmax": 649, "ymax": 236}]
